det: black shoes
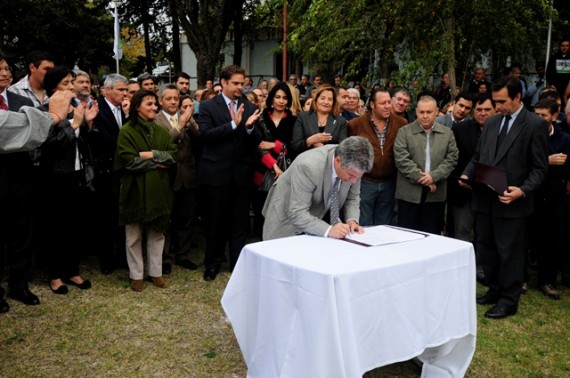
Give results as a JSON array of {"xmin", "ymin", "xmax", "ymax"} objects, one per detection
[
  {"xmin": 8, "ymin": 288, "xmax": 40, "ymax": 305},
  {"xmin": 203, "ymin": 268, "xmax": 219, "ymax": 281},
  {"xmin": 64, "ymin": 279, "xmax": 92, "ymax": 290},
  {"xmin": 484, "ymin": 305, "xmax": 517, "ymax": 319},
  {"xmin": 178, "ymin": 260, "xmax": 198, "ymax": 270},
  {"xmin": 476, "ymin": 291, "xmax": 499, "ymax": 305},
  {"xmin": 163, "ymin": 263, "xmax": 172, "ymax": 275}
]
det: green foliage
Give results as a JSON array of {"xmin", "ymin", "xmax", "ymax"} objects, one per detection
[
  {"xmin": 0, "ymin": 0, "xmax": 114, "ymax": 78},
  {"xmin": 285, "ymin": 0, "xmax": 559, "ymax": 89}
]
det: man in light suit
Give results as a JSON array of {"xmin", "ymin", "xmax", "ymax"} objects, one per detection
[
  {"xmin": 462, "ymin": 76, "xmax": 549, "ymax": 319},
  {"xmin": 197, "ymin": 64, "xmax": 262, "ymax": 281},
  {"xmin": 155, "ymin": 84, "xmax": 200, "ymax": 274},
  {"xmin": 262, "ymin": 136, "xmax": 373, "ymax": 240}
]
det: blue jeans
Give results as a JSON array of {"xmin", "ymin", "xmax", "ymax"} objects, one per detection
[{"xmin": 359, "ymin": 178, "xmax": 396, "ymax": 226}]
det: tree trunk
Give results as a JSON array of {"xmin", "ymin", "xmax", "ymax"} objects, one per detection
[
  {"xmin": 233, "ymin": 5, "xmax": 243, "ymax": 66},
  {"xmin": 176, "ymin": 0, "xmax": 245, "ymax": 87},
  {"xmin": 168, "ymin": 0, "xmax": 182, "ymax": 73},
  {"xmin": 142, "ymin": 13, "xmax": 153, "ymax": 72},
  {"xmin": 446, "ymin": 16, "xmax": 458, "ymax": 97}
]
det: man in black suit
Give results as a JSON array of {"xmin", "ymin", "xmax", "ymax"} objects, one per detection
[
  {"xmin": 197, "ymin": 64, "xmax": 261, "ymax": 281},
  {"xmin": 0, "ymin": 53, "xmax": 40, "ymax": 312},
  {"xmin": 462, "ymin": 76, "xmax": 549, "ymax": 319},
  {"xmin": 89, "ymin": 74, "xmax": 128, "ymax": 274},
  {"xmin": 449, "ymin": 94, "xmax": 495, "ymax": 242}
]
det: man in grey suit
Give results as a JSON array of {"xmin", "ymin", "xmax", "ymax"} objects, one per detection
[
  {"xmin": 262, "ymin": 136, "xmax": 374, "ymax": 240},
  {"xmin": 462, "ymin": 76, "xmax": 549, "ymax": 319}
]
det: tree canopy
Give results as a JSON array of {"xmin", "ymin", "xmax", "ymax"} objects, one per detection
[
  {"xmin": 0, "ymin": 0, "xmax": 568, "ymax": 90},
  {"xmin": 0, "ymin": 0, "xmax": 114, "ymax": 79}
]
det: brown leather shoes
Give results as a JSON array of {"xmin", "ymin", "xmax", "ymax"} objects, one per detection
[
  {"xmin": 152, "ymin": 276, "xmax": 168, "ymax": 289},
  {"xmin": 541, "ymin": 284, "xmax": 561, "ymax": 300},
  {"xmin": 131, "ymin": 279, "xmax": 144, "ymax": 292}
]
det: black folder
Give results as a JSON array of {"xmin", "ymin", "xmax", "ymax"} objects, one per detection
[
  {"xmin": 452, "ymin": 162, "xmax": 508, "ymax": 195},
  {"xmin": 473, "ymin": 162, "xmax": 508, "ymax": 195}
]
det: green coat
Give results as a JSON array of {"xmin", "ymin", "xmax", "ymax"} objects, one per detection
[
  {"xmin": 114, "ymin": 117, "xmax": 177, "ymax": 232},
  {"xmin": 394, "ymin": 120, "xmax": 458, "ymax": 204}
]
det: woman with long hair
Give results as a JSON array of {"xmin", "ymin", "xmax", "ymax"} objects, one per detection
[{"xmin": 251, "ymin": 82, "xmax": 297, "ymax": 237}]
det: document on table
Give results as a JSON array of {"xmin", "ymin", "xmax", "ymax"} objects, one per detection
[{"xmin": 344, "ymin": 225, "xmax": 427, "ymax": 247}]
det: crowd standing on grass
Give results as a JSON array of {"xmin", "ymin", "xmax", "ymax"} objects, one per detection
[{"xmin": 1, "ymin": 40, "xmax": 570, "ymax": 319}]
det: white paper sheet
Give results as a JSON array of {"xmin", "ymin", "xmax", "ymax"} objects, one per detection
[{"xmin": 344, "ymin": 225, "xmax": 427, "ymax": 246}]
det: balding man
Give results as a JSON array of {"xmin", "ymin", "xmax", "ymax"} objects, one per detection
[{"xmin": 394, "ymin": 96, "xmax": 458, "ymax": 234}]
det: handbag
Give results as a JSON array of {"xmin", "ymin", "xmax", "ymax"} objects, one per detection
[
  {"xmin": 276, "ymin": 145, "xmax": 290, "ymax": 171},
  {"xmin": 83, "ymin": 164, "xmax": 96, "ymax": 192},
  {"xmin": 259, "ymin": 170, "xmax": 276, "ymax": 192},
  {"xmin": 259, "ymin": 145, "xmax": 290, "ymax": 192},
  {"xmin": 81, "ymin": 142, "xmax": 96, "ymax": 192}
]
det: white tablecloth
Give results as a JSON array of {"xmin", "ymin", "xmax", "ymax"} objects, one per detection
[{"xmin": 221, "ymin": 232, "xmax": 477, "ymax": 378}]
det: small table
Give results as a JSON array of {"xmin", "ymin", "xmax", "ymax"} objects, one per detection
[{"xmin": 221, "ymin": 231, "xmax": 477, "ymax": 377}]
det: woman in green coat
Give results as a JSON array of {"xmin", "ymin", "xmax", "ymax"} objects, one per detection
[{"xmin": 114, "ymin": 90, "xmax": 177, "ymax": 292}]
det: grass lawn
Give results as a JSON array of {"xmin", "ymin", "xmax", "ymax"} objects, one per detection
[{"xmin": 1, "ymin": 239, "xmax": 569, "ymax": 377}]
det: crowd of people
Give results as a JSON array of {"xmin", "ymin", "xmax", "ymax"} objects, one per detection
[{"xmin": 1, "ymin": 41, "xmax": 570, "ymax": 320}]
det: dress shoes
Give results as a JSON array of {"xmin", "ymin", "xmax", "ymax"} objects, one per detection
[
  {"xmin": 131, "ymin": 279, "xmax": 144, "ymax": 292},
  {"xmin": 162, "ymin": 263, "xmax": 172, "ymax": 275},
  {"xmin": 476, "ymin": 291, "xmax": 499, "ymax": 305},
  {"xmin": 484, "ymin": 305, "xmax": 517, "ymax": 319},
  {"xmin": 177, "ymin": 260, "xmax": 198, "ymax": 270},
  {"xmin": 8, "ymin": 288, "xmax": 40, "ymax": 305},
  {"xmin": 151, "ymin": 276, "xmax": 168, "ymax": 288},
  {"xmin": 541, "ymin": 284, "xmax": 561, "ymax": 300},
  {"xmin": 64, "ymin": 278, "xmax": 92, "ymax": 290},
  {"xmin": 203, "ymin": 268, "xmax": 219, "ymax": 281},
  {"xmin": 0, "ymin": 298, "xmax": 9, "ymax": 314}
]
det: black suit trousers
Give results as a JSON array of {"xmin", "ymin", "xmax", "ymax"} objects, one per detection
[
  {"xmin": 202, "ymin": 183, "xmax": 250, "ymax": 270},
  {"xmin": 475, "ymin": 213, "xmax": 526, "ymax": 309}
]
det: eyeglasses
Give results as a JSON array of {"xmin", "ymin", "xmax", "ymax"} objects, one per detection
[{"xmin": 0, "ymin": 67, "xmax": 12, "ymax": 73}]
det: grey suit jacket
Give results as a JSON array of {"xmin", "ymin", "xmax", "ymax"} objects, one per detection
[
  {"xmin": 262, "ymin": 144, "xmax": 361, "ymax": 240},
  {"xmin": 435, "ymin": 113, "xmax": 471, "ymax": 128},
  {"xmin": 0, "ymin": 107, "xmax": 53, "ymax": 153},
  {"xmin": 464, "ymin": 107, "xmax": 548, "ymax": 218}
]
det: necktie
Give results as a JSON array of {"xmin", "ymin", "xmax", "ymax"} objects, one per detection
[
  {"xmin": 170, "ymin": 115, "xmax": 178, "ymax": 129},
  {"xmin": 0, "ymin": 95, "xmax": 8, "ymax": 110},
  {"xmin": 229, "ymin": 100, "xmax": 236, "ymax": 120},
  {"xmin": 114, "ymin": 106, "xmax": 123, "ymax": 127},
  {"xmin": 496, "ymin": 115, "xmax": 511, "ymax": 153},
  {"xmin": 329, "ymin": 178, "xmax": 341, "ymax": 225}
]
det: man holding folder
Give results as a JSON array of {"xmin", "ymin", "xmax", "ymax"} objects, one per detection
[{"xmin": 461, "ymin": 76, "xmax": 548, "ymax": 319}]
